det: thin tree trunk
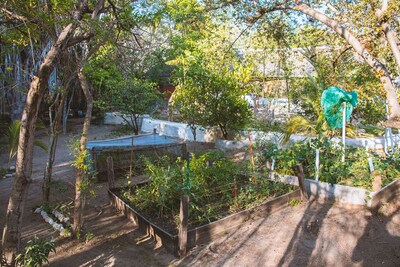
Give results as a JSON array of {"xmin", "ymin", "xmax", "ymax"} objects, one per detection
[
  {"xmin": 63, "ymin": 88, "xmax": 74, "ymax": 134},
  {"xmin": 73, "ymin": 66, "xmax": 93, "ymax": 232},
  {"xmin": 293, "ymin": 2, "xmax": 400, "ymax": 119},
  {"xmin": 1, "ymin": 23, "xmax": 77, "ymax": 265},
  {"xmin": 377, "ymin": 0, "xmax": 400, "ymax": 73},
  {"xmin": 43, "ymin": 93, "xmax": 65, "ymax": 203}
]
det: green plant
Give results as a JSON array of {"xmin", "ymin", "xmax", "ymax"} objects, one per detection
[
  {"xmin": 122, "ymin": 152, "xmax": 294, "ymax": 231},
  {"xmin": 170, "ymin": 53, "xmax": 252, "ymax": 140},
  {"xmin": 258, "ymin": 138, "xmax": 400, "ymax": 191},
  {"xmin": 0, "ymin": 168, "xmax": 6, "ymax": 177},
  {"xmin": 69, "ymin": 139, "xmax": 96, "ymax": 194},
  {"xmin": 53, "ymin": 201, "xmax": 74, "ymax": 216},
  {"xmin": 61, "ymin": 228, "xmax": 72, "ymax": 238},
  {"xmin": 85, "ymin": 232, "xmax": 95, "ymax": 242},
  {"xmin": 75, "ymin": 229, "xmax": 81, "ymax": 240},
  {"xmin": 15, "ymin": 236, "xmax": 55, "ymax": 267},
  {"xmin": 5, "ymin": 120, "xmax": 48, "ymax": 161},
  {"xmin": 289, "ymin": 198, "xmax": 301, "ymax": 206}
]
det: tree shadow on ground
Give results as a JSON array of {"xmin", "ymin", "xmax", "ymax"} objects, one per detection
[
  {"xmin": 276, "ymin": 199, "xmax": 333, "ymax": 266},
  {"xmin": 49, "ymin": 230, "xmax": 174, "ymax": 267},
  {"xmin": 351, "ymin": 200, "xmax": 400, "ymax": 266},
  {"xmin": 177, "ymin": 203, "xmax": 279, "ymax": 267},
  {"xmin": 48, "ymin": 203, "xmax": 176, "ymax": 267}
]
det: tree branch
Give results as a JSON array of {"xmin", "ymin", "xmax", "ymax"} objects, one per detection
[{"xmin": 66, "ymin": 32, "xmax": 95, "ymax": 47}]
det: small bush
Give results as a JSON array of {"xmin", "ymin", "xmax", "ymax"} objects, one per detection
[
  {"xmin": 16, "ymin": 236, "xmax": 55, "ymax": 267},
  {"xmin": 259, "ymin": 138, "xmax": 399, "ymax": 191}
]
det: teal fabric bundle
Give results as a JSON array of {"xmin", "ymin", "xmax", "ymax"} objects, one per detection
[{"xmin": 321, "ymin": 86, "xmax": 358, "ymax": 129}]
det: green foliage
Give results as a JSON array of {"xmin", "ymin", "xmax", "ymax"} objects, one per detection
[
  {"xmin": 0, "ymin": 168, "xmax": 6, "ymax": 177},
  {"xmin": 123, "ymin": 151, "xmax": 293, "ymax": 231},
  {"xmin": 171, "ymin": 54, "xmax": 252, "ymax": 139},
  {"xmin": 15, "ymin": 236, "xmax": 55, "ymax": 267},
  {"xmin": 4, "ymin": 120, "xmax": 48, "ymax": 161},
  {"xmin": 97, "ymin": 78, "xmax": 161, "ymax": 134},
  {"xmin": 289, "ymin": 198, "xmax": 301, "ymax": 206},
  {"xmin": 85, "ymin": 232, "xmax": 95, "ymax": 242},
  {"xmin": 69, "ymin": 140, "xmax": 92, "ymax": 174},
  {"xmin": 259, "ymin": 139, "xmax": 400, "ymax": 191},
  {"xmin": 5, "ymin": 120, "xmax": 21, "ymax": 160},
  {"xmin": 69, "ymin": 139, "xmax": 95, "ymax": 194}
]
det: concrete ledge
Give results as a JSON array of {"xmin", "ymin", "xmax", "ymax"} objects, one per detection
[
  {"xmin": 370, "ymin": 179, "xmax": 400, "ymax": 211},
  {"xmin": 217, "ymin": 130, "xmax": 394, "ymax": 151},
  {"xmin": 272, "ymin": 174, "xmax": 373, "ymax": 206},
  {"xmin": 104, "ymin": 115, "xmax": 396, "ymax": 150}
]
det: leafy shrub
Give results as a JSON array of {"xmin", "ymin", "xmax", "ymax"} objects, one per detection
[
  {"xmin": 259, "ymin": 139, "xmax": 399, "ymax": 191},
  {"xmin": 15, "ymin": 236, "xmax": 55, "ymax": 267},
  {"xmin": 123, "ymin": 151, "xmax": 293, "ymax": 231}
]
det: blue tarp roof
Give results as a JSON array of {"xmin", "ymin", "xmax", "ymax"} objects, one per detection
[{"xmin": 86, "ymin": 133, "xmax": 178, "ymax": 150}]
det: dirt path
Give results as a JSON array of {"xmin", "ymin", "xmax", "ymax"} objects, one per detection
[{"xmin": 0, "ymin": 120, "xmax": 399, "ymax": 266}]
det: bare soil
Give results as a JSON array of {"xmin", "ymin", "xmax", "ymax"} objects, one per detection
[{"xmin": 0, "ymin": 119, "xmax": 399, "ymax": 267}]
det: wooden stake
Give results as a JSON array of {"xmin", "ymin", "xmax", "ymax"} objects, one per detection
[
  {"xmin": 293, "ymin": 163, "xmax": 308, "ymax": 201},
  {"xmin": 129, "ymin": 134, "xmax": 134, "ymax": 187},
  {"xmin": 107, "ymin": 156, "xmax": 115, "ymax": 189},
  {"xmin": 248, "ymin": 131, "xmax": 255, "ymax": 168},
  {"xmin": 179, "ymin": 195, "xmax": 189, "ymax": 257}
]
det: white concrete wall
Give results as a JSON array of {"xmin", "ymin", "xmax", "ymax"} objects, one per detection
[
  {"xmin": 141, "ymin": 118, "xmax": 221, "ymax": 142},
  {"xmin": 215, "ymin": 129, "xmax": 391, "ymax": 151},
  {"xmin": 104, "ymin": 112, "xmax": 128, "ymax": 125},
  {"xmin": 104, "ymin": 113, "xmax": 392, "ymax": 150},
  {"xmin": 273, "ymin": 174, "xmax": 373, "ymax": 206}
]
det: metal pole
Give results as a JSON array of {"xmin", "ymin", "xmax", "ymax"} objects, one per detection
[
  {"xmin": 342, "ymin": 102, "xmax": 346, "ymax": 162},
  {"xmin": 315, "ymin": 149, "xmax": 320, "ymax": 181}
]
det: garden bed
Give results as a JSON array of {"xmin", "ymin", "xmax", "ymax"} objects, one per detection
[{"xmin": 108, "ymin": 186, "xmax": 300, "ymax": 256}]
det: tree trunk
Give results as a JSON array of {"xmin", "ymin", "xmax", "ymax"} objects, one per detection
[
  {"xmin": 132, "ymin": 115, "xmax": 139, "ymax": 135},
  {"xmin": 43, "ymin": 93, "xmax": 65, "ymax": 203},
  {"xmin": 377, "ymin": 0, "xmax": 400, "ymax": 73},
  {"xmin": 73, "ymin": 65, "xmax": 93, "ymax": 232},
  {"xmin": 1, "ymin": 23, "xmax": 76, "ymax": 265},
  {"xmin": 62, "ymin": 88, "xmax": 74, "ymax": 134},
  {"xmin": 293, "ymin": 3, "xmax": 400, "ymax": 119},
  {"xmin": 219, "ymin": 124, "xmax": 228, "ymax": 140}
]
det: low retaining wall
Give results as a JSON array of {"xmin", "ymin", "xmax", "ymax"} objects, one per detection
[
  {"xmin": 273, "ymin": 174, "xmax": 372, "ymax": 205},
  {"xmin": 104, "ymin": 114, "xmax": 394, "ymax": 150},
  {"xmin": 104, "ymin": 112, "xmax": 221, "ymax": 142},
  {"xmin": 273, "ymin": 174, "xmax": 399, "ymax": 208},
  {"xmin": 216, "ymin": 130, "xmax": 393, "ymax": 151},
  {"xmin": 108, "ymin": 188, "xmax": 301, "ymax": 256},
  {"xmin": 141, "ymin": 118, "xmax": 221, "ymax": 142},
  {"xmin": 369, "ymin": 179, "xmax": 400, "ymax": 211}
]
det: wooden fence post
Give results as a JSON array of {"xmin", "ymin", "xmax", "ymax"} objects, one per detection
[
  {"xmin": 92, "ymin": 147, "xmax": 97, "ymax": 175},
  {"xmin": 107, "ymin": 156, "xmax": 115, "ymax": 189},
  {"xmin": 182, "ymin": 143, "xmax": 187, "ymax": 159},
  {"xmin": 179, "ymin": 194, "xmax": 189, "ymax": 257},
  {"xmin": 293, "ymin": 163, "xmax": 309, "ymax": 201}
]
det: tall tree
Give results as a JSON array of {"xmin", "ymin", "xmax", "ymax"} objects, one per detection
[
  {"xmin": 211, "ymin": 0, "xmax": 400, "ymax": 121},
  {"xmin": 0, "ymin": 1, "xmax": 131, "ymax": 264}
]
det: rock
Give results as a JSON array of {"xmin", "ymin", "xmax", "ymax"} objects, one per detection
[
  {"xmin": 5, "ymin": 174, "xmax": 13, "ymax": 178},
  {"xmin": 8, "ymin": 166, "xmax": 16, "ymax": 172}
]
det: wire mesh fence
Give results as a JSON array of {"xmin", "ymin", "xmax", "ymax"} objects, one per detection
[{"xmin": 91, "ymin": 142, "xmax": 186, "ymax": 182}]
